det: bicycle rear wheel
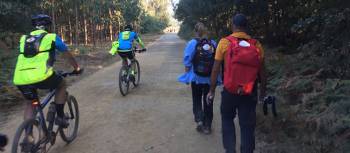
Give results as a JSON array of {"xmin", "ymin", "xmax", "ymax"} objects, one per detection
[
  {"xmin": 59, "ymin": 95, "xmax": 79, "ymax": 143},
  {"xmin": 12, "ymin": 119, "xmax": 44, "ymax": 153},
  {"xmin": 119, "ymin": 65, "xmax": 129, "ymax": 96},
  {"xmin": 132, "ymin": 60, "xmax": 141, "ymax": 87}
]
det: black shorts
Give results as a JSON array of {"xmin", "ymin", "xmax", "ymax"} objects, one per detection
[
  {"xmin": 118, "ymin": 51, "xmax": 134, "ymax": 60},
  {"xmin": 17, "ymin": 73, "xmax": 63, "ymax": 100}
]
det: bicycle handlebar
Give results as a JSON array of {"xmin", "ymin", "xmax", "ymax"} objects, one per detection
[{"xmin": 132, "ymin": 47, "xmax": 146, "ymax": 53}]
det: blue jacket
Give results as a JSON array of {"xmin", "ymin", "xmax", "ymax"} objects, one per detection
[
  {"xmin": 118, "ymin": 31, "xmax": 144, "ymax": 51},
  {"xmin": 178, "ymin": 38, "xmax": 221, "ymax": 85}
]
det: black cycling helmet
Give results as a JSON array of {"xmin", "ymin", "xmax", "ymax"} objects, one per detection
[
  {"xmin": 124, "ymin": 24, "xmax": 133, "ymax": 31},
  {"xmin": 31, "ymin": 14, "xmax": 52, "ymax": 27}
]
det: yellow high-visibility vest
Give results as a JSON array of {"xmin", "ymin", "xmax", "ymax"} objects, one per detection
[{"xmin": 13, "ymin": 30, "xmax": 56, "ymax": 85}]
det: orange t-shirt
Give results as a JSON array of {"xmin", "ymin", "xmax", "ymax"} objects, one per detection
[{"xmin": 215, "ymin": 32, "xmax": 264, "ymax": 61}]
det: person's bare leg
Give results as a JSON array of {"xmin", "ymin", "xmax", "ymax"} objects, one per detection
[
  {"xmin": 122, "ymin": 58, "xmax": 128, "ymax": 67},
  {"xmin": 24, "ymin": 100, "xmax": 35, "ymax": 143},
  {"xmin": 54, "ymin": 80, "xmax": 67, "ymax": 118}
]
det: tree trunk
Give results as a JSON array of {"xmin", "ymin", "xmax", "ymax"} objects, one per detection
[
  {"xmin": 69, "ymin": 16, "xmax": 73, "ymax": 45},
  {"xmin": 99, "ymin": 24, "xmax": 102, "ymax": 45},
  {"xmin": 84, "ymin": 14, "xmax": 88, "ymax": 45},
  {"xmin": 60, "ymin": 26, "xmax": 64, "ymax": 41},
  {"xmin": 91, "ymin": 19, "xmax": 96, "ymax": 47},
  {"xmin": 51, "ymin": 0, "xmax": 56, "ymax": 32},
  {"xmin": 118, "ymin": 17, "xmax": 121, "ymax": 33},
  {"xmin": 109, "ymin": 8, "xmax": 114, "ymax": 41},
  {"xmin": 74, "ymin": 0, "xmax": 79, "ymax": 46}
]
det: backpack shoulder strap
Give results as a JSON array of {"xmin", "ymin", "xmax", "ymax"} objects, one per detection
[
  {"xmin": 225, "ymin": 36, "xmax": 240, "ymax": 50},
  {"xmin": 225, "ymin": 36, "xmax": 238, "ymax": 44},
  {"xmin": 248, "ymin": 38, "xmax": 262, "ymax": 60},
  {"xmin": 247, "ymin": 38, "xmax": 257, "ymax": 46},
  {"xmin": 39, "ymin": 32, "xmax": 48, "ymax": 39},
  {"xmin": 193, "ymin": 38, "xmax": 203, "ymax": 49},
  {"xmin": 36, "ymin": 33, "xmax": 48, "ymax": 52},
  {"xmin": 20, "ymin": 33, "xmax": 50, "ymax": 55}
]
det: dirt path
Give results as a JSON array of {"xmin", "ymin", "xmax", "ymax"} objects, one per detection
[{"xmin": 1, "ymin": 33, "xmax": 230, "ymax": 153}]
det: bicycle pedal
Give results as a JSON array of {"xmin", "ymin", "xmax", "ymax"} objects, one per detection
[{"xmin": 20, "ymin": 137, "xmax": 35, "ymax": 152}]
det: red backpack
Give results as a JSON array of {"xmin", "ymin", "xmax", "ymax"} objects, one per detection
[{"xmin": 224, "ymin": 36, "xmax": 262, "ymax": 95}]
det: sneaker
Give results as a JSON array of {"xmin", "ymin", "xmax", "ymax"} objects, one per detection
[
  {"xmin": 55, "ymin": 117, "xmax": 69, "ymax": 128},
  {"xmin": 196, "ymin": 121, "xmax": 203, "ymax": 133},
  {"xmin": 20, "ymin": 135, "xmax": 34, "ymax": 152},
  {"xmin": 202, "ymin": 126, "xmax": 212, "ymax": 135}
]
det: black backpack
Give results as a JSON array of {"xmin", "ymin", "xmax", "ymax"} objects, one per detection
[
  {"xmin": 192, "ymin": 38, "xmax": 215, "ymax": 77},
  {"xmin": 23, "ymin": 33, "xmax": 47, "ymax": 58}
]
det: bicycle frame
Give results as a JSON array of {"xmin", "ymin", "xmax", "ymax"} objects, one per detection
[
  {"xmin": 14, "ymin": 71, "xmax": 80, "ymax": 153},
  {"xmin": 31, "ymin": 89, "xmax": 57, "ymax": 148}
]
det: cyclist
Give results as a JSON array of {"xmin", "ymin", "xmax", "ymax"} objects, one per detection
[
  {"xmin": 13, "ymin": 14, "xmax": 83, "ymax": 129},
  {"xmin": 110, "ymin": 24, "xmax": 146, "ymax": 81}
]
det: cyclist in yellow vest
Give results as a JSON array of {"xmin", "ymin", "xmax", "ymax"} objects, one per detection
[
  {"xmin": 110, "ymin": 25, "xmax": 146, "ymax": 81},
  {"xmin": 13, "ymin": 14, "xmax": 83, "ymax": 127}
]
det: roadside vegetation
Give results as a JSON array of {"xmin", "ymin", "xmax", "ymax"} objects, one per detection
[
  {"xmin": 0, "ymin": 0, "xmax": 169, "ymax": 121},
  {"xmin": 175, "ymin": 0, "xmax": 350, "ymax": 152}
]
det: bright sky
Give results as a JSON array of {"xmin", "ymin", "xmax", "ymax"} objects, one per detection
[{"xmin": 168, "ymin": 0, "xmax": 179, "ymax": 26}]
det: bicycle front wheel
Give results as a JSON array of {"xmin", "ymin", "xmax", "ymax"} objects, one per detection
[
  {"xmin": 12, "ymin": 119, "xmax": 44, "ymax": 153},
  {"xmin": 59, "ymin": 95, "xmax": 79, "ymax": 143},
  {"xmin": 132, "ymin": 60, "xmax": 141, "ymax": 87},
  {"xmin": 119, "ymin": 65, "xmax": 129, "ymax": 96}
]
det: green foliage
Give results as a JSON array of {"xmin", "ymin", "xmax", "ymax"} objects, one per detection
[
  {"xmin": 0, "ymin": 0, "xmax": 170, "ymax": 85},
  {"xmin": 0, "ymin": 48, "xmax": 17, "ymax": 85},
  {"xmin": 140, "ymin": 14, "xmax": 168, "ymax": 33},
  {"xmin": 177, "ymin": 20, "xmax": 194, "ymax": 40},
  {"xmin": 0, "ymin": 0, "xmax": 41, "ymax": 33},
  {"xmin": 120, "ymin": 0, "xmax": 142, "ymax": 24},
  {"xmin": 140, "ymin": 0, "xmax": 169, "ymax": 33},
  {"xmin": 0, "ymin": 0, "xmax": 169, "ymax": 39},
  {"xmin": 175, "ymin": 0, "xmax": 235, "ymax": 39},
  {"xmin": 265, "ymin": 51, "xmax": 350, "ymax": 152}
]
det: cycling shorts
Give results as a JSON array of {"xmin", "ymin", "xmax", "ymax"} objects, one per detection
[
  {"xmin": 118, "ymin": 51, "xmax": 134, "ymax": 60},
  {"xmin": 17, "ymin": 73, "xmax": 63, "ymax": 100}
]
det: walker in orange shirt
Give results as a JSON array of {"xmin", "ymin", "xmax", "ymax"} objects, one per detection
[{"xmin": 207, "ymin": 14, "xmax": 267, "ymax": 153}]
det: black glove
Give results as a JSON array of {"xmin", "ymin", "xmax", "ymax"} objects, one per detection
[
  {"xmin": 142, "ymin": 48, "xmax": 147, "ymax": 52},
  {"xmin": 71, "ymin": 68, "xmax": 84, "ymax": 75},
  {"xmin": 0, "ymin": 134, "xmax": 8, "ymax": 151}
]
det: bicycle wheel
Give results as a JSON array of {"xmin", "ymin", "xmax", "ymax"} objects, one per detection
[
  {"xmin": 119, "ymin": 65, "xmax": 129, "ymax": 96},
  {"xmin": 12, "ymin": 119, "xmax": 44, "ymax": 153},
  {"xmin": 59, "ymin": 95, "xmax": 79, "ymax": 143},
  {"xmin": 132, "ymin": 60, "xmax": 141, "ymax": 87}
]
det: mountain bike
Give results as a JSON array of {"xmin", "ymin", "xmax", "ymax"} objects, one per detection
[
  {"xmin": 11, "ymin": 71, "xmax": 81, "ymax": 153},
  {"xmin": 119, "ymin": 48, "xmax": 145, "ymax": 96}
]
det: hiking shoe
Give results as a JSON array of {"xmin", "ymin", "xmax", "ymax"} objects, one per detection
[
  {"xmin": 196, "ymin": 121, "xmax": 203, "ymax": 133},
  {"xmin": 55, "ymin": 116, "xmax": 69, "ymax": 128},
  {"xmin": 20, "ymin": 135, "xmax": 34, "ymax": 152},
  {"xmin": 202, "ymin": 126, "xmax": 212, "ymax": 135}
]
